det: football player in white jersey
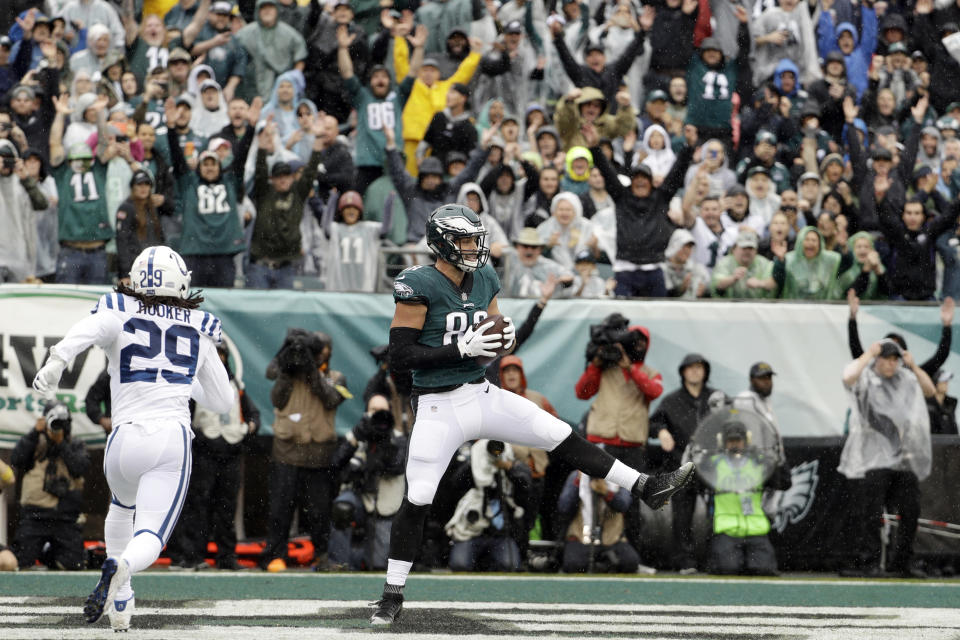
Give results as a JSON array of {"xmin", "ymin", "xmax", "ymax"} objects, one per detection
[{"xmin": 33, "ymin": 246, "xmax": 235, "ymax": 632}]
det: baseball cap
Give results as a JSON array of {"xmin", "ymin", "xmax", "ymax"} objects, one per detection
[
  {"xmin": 946, "ymin": 102, "xmax": 960, "ymax": 114},
  {"xmin": 130, "ymin": 169, "xmax": 154, "ymax": 186},
  {"xmin": 629, "ymin": 164, "xmax": 653, "ymax": 181},
  {"xmin": 912, "ymin": 49, "xmax": 926, "ymax": 60},
  {"xmin": 825, "ymin": 50, "xmax": 845, "ymax": 64},
  {"xmin": 287, "ymin": 158, "xmax": 305, "ymax": 173},
  {"xmin": 444, "ymin": 150, "xmax": 467, "ymax": 168},
  {"xmin": 211, "ymin": 1, "xmax": 233, "ymax": 13},
  {"xmin": 585, "ymin": 42, "xmax": 605, "ymax": 55},
  {"xmin": 646, "ymin": 89, "xmax": 668, "ymax": 103},
  {"xmin": 418, "ymin": 156, "xmax": 444, "ymax": 176},
  {"xmin": 735, "ymin": 229, "xmax": 759, "ymax": 249},
  {"xmin": 700, "ymin": 36, "xmax": 722, "ymax": 52},
  {"xmin": 887, "ymin": 41, "xmax": 908, "ymax": 55},
  {"xmin": 271, "ymin": 161, "xmax": 293, "ymax": 177},
  {"xmin": 174, "ymin": 94, "xmax": 193, "ymax": 108},
  {"xmin": 874, "ymin": 124, "xmax": 897, "ymax": 137},
  {"xmin": 168, "ymin": 47, "xmax": 191, "ymax": 63},
  {"xmin": 333, "ymin": 0, "xmax": 353, "ymax": 9},
  {"xmin": 726, "ymin": 183, "xmax": 748, "ymax": 198},
  {"xmin": 574, "ymin": 249, "xmax": 596, "ymax": 263},
  {"xmin": 515, "ymin": 227, "xmax": 545, "ymax": 247},
  {"xmin": 198, "ymin": 149, "xmax": 219, "ymax": 163},
  {"xmin": 0, "ymin": 36, "xmax": 12, "ymax": 48},
  {"xmin": 878, "ymin": 340, "xmax": 902, "ymax": 359},
  {"xmin": 871, "ymin": 146, "xmax": 893, "ymax": 162},
  {"xmin": 749, "ymin": 362, "xmax": 776, "ymax": 377},
  {"xmin": 422, "ymin": 57, "xmax": 440, "ymax": 69},
  {"xmin": 913, "ymin": 165, "xmax": 934, "ymax": 181},
  {"xmin": 755, "ymin": 130, "xmax": 777, "ymax": 145},
  {"xmin": 799, "ymin": 171, "xmax": 821, "ymax": 184},
  {"xmin": 207, "ymin": 137, "xmax": 231, "ymax": 152},
  {"xmin": 747, "ymin": 165, "xmax": 770, "ymax": 179},
  {"xmin": 504, "ymin": 20, "xmax": 523, "ymax": 34},
  {"xmin": 451, "ymin": 82, "xmax": 470, "ymax": 98}
]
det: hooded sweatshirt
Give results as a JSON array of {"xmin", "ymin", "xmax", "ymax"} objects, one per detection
[
  {"xmin": 561, "ymin": 146, "xmax": 593, "ymax": 196},
  {"xmin": 661, "ymin": 227, "xmax": 710, "ymax": 299},
  {"xmin": 262, "ymin": 69, "xmax": 306, "ymax": 140},
  {"xmin": 537, "ymin": 191, "xmax": 594, "ymax": 269},
  {"xmin": 816, "ymin": 8, "xmax": 876, "ymax": 100},
  {"xmin": 752, "ymin": 3, "xmax": 822, "ymax": 87},
  {"xmin": 639, "ymin": 125, "xmax": 676, "ymax": 181},
  {"xmin": 555, "ymin": 87, "xmax": 636, "ymax": 150},
  {"xmin": 456, "ymin": 181, "xmax": 508, "ymax": 248},
  {"xmin": 234, "ymin": 0, "xmax": 308, "ymax": 101}
]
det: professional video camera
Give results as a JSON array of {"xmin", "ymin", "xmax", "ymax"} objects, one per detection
[{"xmin": 585, "ymin": 313, "xmax": 646, "ymax": 369}]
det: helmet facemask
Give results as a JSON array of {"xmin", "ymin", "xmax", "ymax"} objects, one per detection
[{"xmin": 444, "ymin": 231, "xmax": 489, "ymax": 272}]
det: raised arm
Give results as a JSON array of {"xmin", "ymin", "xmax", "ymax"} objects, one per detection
[
  {"xmin": 842, "ymin": 341, "xmax": 880, "ymax": 388},
  {"xmin": 920, "ymin": 297, "xmax": 954, "ymax": 376},
  {"xmin": 380, "ymin": 191, "xmax": 395, "ymax": 238},
  {"xmin": 183, "ymin": 0, "xmax": 212, "ymax": 49},
  {"xmin": 48, "ymin": 95, "xmax": 72, "ymax": 167}
]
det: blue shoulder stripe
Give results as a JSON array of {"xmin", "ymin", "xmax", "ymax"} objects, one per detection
[
  {"xmin": 105, "ymin": 294, "xmax": 113, "ymax": 309},
  {"xmin": 116, "ymin": 293, "xmax": 126, "ymax": 311}
]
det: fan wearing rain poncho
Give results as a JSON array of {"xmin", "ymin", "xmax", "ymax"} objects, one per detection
[
  {"xmin": 839, "ymin": 339, "xmax": 935, "ymax": 578},
  {"xmin": 536, "ymin": 192, "xmax": 596, "ymax": 270},
  {"xmin": 772, "ymin": 226, "xmax": 845, "ymax": 300},
  {"xmin": 190, "ymin": 79, "xmax": 231, "ymax": 139},
  {"xmin": 836, "ymin": 231, "xmax": 886, "ymax": 300},
  {"xmin": 661, "ymin": 228, "xmax": 709, "ymax": 299}
]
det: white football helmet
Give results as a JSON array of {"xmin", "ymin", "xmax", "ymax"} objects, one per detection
[{"xmin": 130, "ymin": 246, "xmax": 192, "ymax": 299}]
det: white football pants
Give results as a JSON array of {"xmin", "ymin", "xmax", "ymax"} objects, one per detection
[{"xmin": 406, "ymin": 381, "xmax": 572, "ymax": 505}]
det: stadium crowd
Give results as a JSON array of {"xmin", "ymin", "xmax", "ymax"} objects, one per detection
[
  {"xmin": 1, "ymin": 0, "xmax": 959, "ymax": 580},
  {"xmin": 1, "ymin": 0, "xmax": 960, "ymax": 299}
]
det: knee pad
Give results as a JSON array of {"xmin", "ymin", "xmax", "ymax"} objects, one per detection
[
  {"xmin": 406, "ymin": 482, "xmax": 438, "ymax": 507},
  {"xmin": 532, "ymin": 415, "xmax": 572, "ymax": 447}
]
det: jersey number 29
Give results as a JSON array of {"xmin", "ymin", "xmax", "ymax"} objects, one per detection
[{"xmin": 119, "ymin": 318, "xmax": 199, "ymax": 384}]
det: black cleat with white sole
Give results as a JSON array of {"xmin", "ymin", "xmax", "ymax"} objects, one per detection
[
  {"xmin": 370, "ymin": 589, "xmax": 404, "ymax": 625},
  {"xmin": 636, "ymin": 462, "xmax": 695, "ymax": 510}
]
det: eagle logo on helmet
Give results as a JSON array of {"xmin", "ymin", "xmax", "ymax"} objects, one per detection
[{"xmin": 425, "ymin": 205, "xmax": 489, "ymax": 273}]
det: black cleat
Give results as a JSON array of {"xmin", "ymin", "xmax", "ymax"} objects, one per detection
[
  {"xmin": 637, "ymin": 462, "xmax": 695, "ymax": 510},
  {"xmin": 370, "ymin": 590, "xmax": 404, "ymax": 625}
]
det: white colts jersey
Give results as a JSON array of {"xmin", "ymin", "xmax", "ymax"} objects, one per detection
[{"xmin": 51, "ymin": 292, "xmax": 234, "ymax": 427}]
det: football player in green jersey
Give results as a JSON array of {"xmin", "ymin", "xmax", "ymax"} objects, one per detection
[{"xmin": 370, "ymin": 204, "xmax": 696, "ymax": 625}]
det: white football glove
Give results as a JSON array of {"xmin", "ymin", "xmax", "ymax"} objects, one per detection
[
  {"xmin": 501, "ymin": 316, "xmax": 516, "ymax": 351},
  {"xmin": 32, "ymin": 353, "xmax": 67, "ymax": 397},
  {"xmin": 457, "ymin": 321, "xmax": 503, "ymax": 359}
]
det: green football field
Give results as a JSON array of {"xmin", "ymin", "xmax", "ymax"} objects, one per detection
[{"xmin": 2, "ymin": 572, "xmax": 960, "ymax": 639}]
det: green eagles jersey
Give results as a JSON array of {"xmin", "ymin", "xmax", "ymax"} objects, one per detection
[
  {"xmin": 176, "ymin": 172, "xmax": 245, "ymax": 256},
  {"xmin": 685, "ymin": 58, "xmax": 737, "ymax": 130},
  {"xmin": 52, "ymin": 163, "xmax": 113, "ymax": 243},
  {"xmin": 393, "ymin": 262, "xmax": 500, "ymax": 389},
  {"xmin": 127, "ymin": 37, "xmax": 169, "ymax": 84},
  {"xmin": 345, "ymin": 75, "xmax": 413, "ymax": 168}
]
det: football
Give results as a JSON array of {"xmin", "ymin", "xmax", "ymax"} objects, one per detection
[{"xmin": 473, "ymin": 314, "xmax": 510, "ymax": 366}]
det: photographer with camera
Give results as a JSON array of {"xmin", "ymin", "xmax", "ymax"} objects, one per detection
[
  {"xmin": 262, "ymin": 328, "xmax": 349, "ymax": 572},
  {"xmin": 10, "ymin": 402, "xmax": 90, "ymax": 570},
  {"xmin": 328, "ymin": 394, "xmax": 408, "ymax": 570},
  {"xmin": 445, "ymin": 439, "xmax": 531, "ymax": 572},
  {"xmin": 557, "ymin": 471, "xmax": 638, "ymax": 574},
  {"xmin": 363, "ymin": 344, "xmax": 411, "ymax": 436},
  {"xmin": 575, "ymin": 313, "xmax": 662, "ymax": 552}
]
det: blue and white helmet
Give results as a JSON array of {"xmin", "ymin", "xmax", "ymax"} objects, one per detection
[{"xmin": 130, "ymin": 246, "xmax": 192, "ymax": 299}]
